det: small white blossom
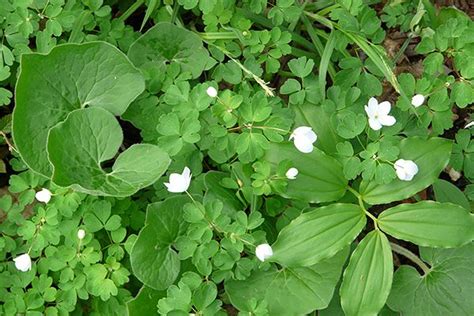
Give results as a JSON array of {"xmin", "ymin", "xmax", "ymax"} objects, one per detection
[
  {"xmin": 394, "ymin": 159, "xmax": 419, "ymax": 181},
  {"xmin": 364, "ymin": 98, "xmax": 396, "ymax": 131},
  {"xmin": 411, "ymin": 94, "xmax": 425, "ymax": 107},
  {"xmin": 35, "ymin": 188, "xmax": 52, "ymax": 204},
  {"xmin": 206, "ymin": 86, "xmax": 218, "ymax": 98},
  {"xmin": 77, "ymin": 229, "xmax": 86, "ymax": 240},
  {"xmin": 289, "ymin": 126, "xmax": 317, "ymax": 153},
  {"xmin": 465, "ymin": 121, "xmax": 474, "ymax": 129},
  {"xmin": 285, "ymin": 167, "xmax": 299, "ymax": 180},
  {"xmin": 13, "ymin": 253, "xmax": 32, "ymax": 272},
  {"xmin": 255, "ymin": 243, "xmax": 273, "ymax": 262},
  {"xmin": 164, "ymin": 167, "xmax": 192, "ymax": 193}
]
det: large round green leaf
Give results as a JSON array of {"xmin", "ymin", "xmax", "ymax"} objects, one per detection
[
  {"xmin": 340, "ymin": 230, "xmax": 393, "ymax": 316},
  {"xmin": 360, "ymin": 137, "xmax": 452, "ymax": 204},
  {"xmin": 47, "ymin": 107, "xmax": 170, "ymax": 196},
  {"xmin": 387, "ymin": 243, "xmax": 474, "ymax": 315},
  {"xmin": 130, "ymin": 196, "xmax": 189, "ymax": 290},
  {"xmin": 271, "ymin": 203, "xmax": 366, "ymax": 267},
  {"xmin": 264, "ymin": 142, "xmax": 347, "ymax": 203},
  {"xmin": 13, "ymin": 41, "xmax": 145, "ymax": 177},
  {"xmin": 378, "ymin": 201, "xmax": 474, "ymax": 247},
  {"xmin": 225, "ymin": 247, "xmax": 349, "ymax": 315},
  {"xmin": 128, "ymin": 22, "xmax": 210, "ymax": 80}
]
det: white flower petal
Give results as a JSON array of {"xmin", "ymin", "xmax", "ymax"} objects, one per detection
[
  {"xmin": 290, "ymin": 126, "xmax": 317, "ymax": 153},
  {"xmin": 378, "ymin": 115, "xmax": 396, "ymax": 127},
  {"xmin": 411, "ymin": 94, "xmax": 425, "ymax": 107},
  {"xmin": 368, "ymin": 97, "xmax": 379, "ymax": 110},
  {"xmin": 368, "ymin": 117, "xmax": 382, "ymax": 130},
  {"xmin": 394, "ymin": 159, "xmax": 418, "ymax": 181},
  {"xmin": 378, "ymin": 101, "xmax": 392, "ymax": 115},
  {"xmin": 206, "ymin": 86, "xmax": 218, "ymax": 98},
  {"xmin": 285, "ymin": 167, "xmax": 299, "ymax": 180},
  {"xmin": 35, "ymin": 188, "xmax": 52, "ymax": 204},
  {"xmin": 13, "ymin": 253, "xmax": 32, "ymax": 272},
  {"xmin": 255, "ymin": 243, "xmax": 273, "ymax": 262},
  {"xmin": 464, "ymin": 121, "xmax": 474, "ymax": 129},
  {"xmin": 164, "ymin": 167, "xmax": 192, "ymax": 193},
  {"xmin": 77, "ymin": 229, "xmax": 86, "ymax": 240},
  {"xmin": 294, "ymin": 137, "xmax": 314, "ymax": 153}
]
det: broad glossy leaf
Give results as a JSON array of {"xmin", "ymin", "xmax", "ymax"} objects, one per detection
[
  {"xmin": 387, "ymin": 243, "xmax": 474, "ymax": 315},
  {"xmin": 48, "ymin": 108, "xmax": 170, "ymax": 196},
  {"xmin": 378, "ymin": 201, "xmax": 474, "ymax": 247},
  {"xmin": 225, "ymin": 247, "xmax": 349, "ymax": 315},
  {"xmin": 293, "ymin": 103, "xmax": 342, "ymax": 155},
  {"xmin": 271, "ymin": 204, "xmax": 366, "ymax": 267},
  {"xmin": 13, "ymin": 42, "xmax": 145, "ymax": 176},
  {"xmin": 432, "ymin": 179, "xmax": 471, "ymax": 210},
  {"xmin": 128, "ymin": 22, "xmax": 209, "ymax": 79},
  {"xmin": 131, "ymin": 196, "xmax": 189, "ymax": 290},
  {"xmin": 264, "ymin": 142, "xmax": 347, "ymax": 203},
  {"xmin": 360, "ymin": 137, "xmax": 452, "ymax": 204},
  {"xmin": 127, "ymin": 286, "xmax": 166, "ymax": 316},
  {"xmin": 340, "ymin": 230, "xmax": 393, "ymax": 316}
]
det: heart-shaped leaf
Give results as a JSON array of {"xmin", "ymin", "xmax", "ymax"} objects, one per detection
[
  {"xmin": 130, "ymin": 196, "xmax": 189, "ymax": 290},
  {"xmin": 271, "ymin": 203, "xmax": 366, "ymax": 267},
  {"xmin": 340, "ymin": 230, "xmax": 393, "ymax": 316},
  {"xmin": 360, "ymin": 137, "xmax": 452, "ymax": 204},
  {"xmin": 264, "ymin": 142, "xmax": 347, "ymax": 203},
  {"xmin": 378, "ymin": 201, "xmax": 474, "ymax": 247},
  {"xmin": 128, "ymin": 22, "xmax": 210, "ymax": 81},
  {"xmin": 387, "ymin": 243, "xmax": 474, "ymax": 315},
  {"xmin": 47, "ymin": 107, "xmax": 170, "ymax": 196},
  {"xmin": 225, "ymin": 248, "xmax": 349, "ymax": 315},
  {"xmin": 13, "ymin": 42, "xmax": 145, "ymax": 177}
]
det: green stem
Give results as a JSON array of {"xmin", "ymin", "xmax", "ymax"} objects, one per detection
[
  {"xmin": 390, "ymin": 242, "xmax": 431, "ymax": 275},
  {"xmin": 393, "ymin": 33, "xmax": 414, "ymax": 64},
  {"xmin": 199, "ymin": 32, "xmax": 240, "ymax": 41},
  {"xmin": 118, "ymin": 0, "xmax": 145, "ymax": 23}
]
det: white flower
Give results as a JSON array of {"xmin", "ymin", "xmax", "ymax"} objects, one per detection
[
  {"xmin": 255, "ymin": 243, "xmax": 273, "ymax": 262},
  {"xmin": 394, "ymin": 159, "xmax": 419, "ymax": 181},
  {"xmin": 206, "ymin": 86, "xmax": 218, "ymax": 98},
  {"xmin": 13, "ymin": 253, "xmax": 32, "ymax": 272},
  {"xmin": 164, "ymin": 167, "xmax": 192, "ymax": 193},
  {"xmin": 35, "ymin": 188, "xmax": 52, "ymax": 204},
  {"xmin": 77, "ymin": 229, "xmax": 86, "ymax": 240},
  {"xmin": 289, "ymin": 126, "xmax": 317, "ymax": 153},
  {"xmin": 285, "ymin": 167, "xmax": 298, "ymax": 180},
  {"xmin": 364, "ymin": 97, "xmax": 396, "ymax": 131},
  {"xmin": 465, "ymin": 121, "xmax": 474, "ymax": 129},
  {"xmin": 411, "ymin": 94, "xmax": 425, "ymax": 107}
]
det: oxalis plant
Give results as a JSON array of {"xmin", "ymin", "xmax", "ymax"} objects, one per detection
[{"xmin": 1, "ymin": 0, "xmax": 474, "ymax": 315}]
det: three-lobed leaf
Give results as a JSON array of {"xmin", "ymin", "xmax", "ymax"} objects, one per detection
[
  {"xmin": 378, "ymin": 201, "xmax": 474, "ymax": 248},
  {"xmin": 271, "ymin": 204, "xmax": 366, "ymax": 267}
]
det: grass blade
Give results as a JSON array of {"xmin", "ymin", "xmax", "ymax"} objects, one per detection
[{"xmin": 319, "ymin": 29, "xmax": 336, "ymax": 99}]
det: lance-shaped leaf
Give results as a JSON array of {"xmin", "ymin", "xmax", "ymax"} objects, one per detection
[
  {"xmin": 360, "ymin": 137, "xmax": 452, "ymax": 204},
  {"xmin": 340, "ymin": 230, "xmax": 393, "ymax": 316},
  {"xmin": 47, "ymin": 108, "xmax": 170, "ymax": 196},
  {"xmin": 13, "ymin": 42, "xmax": 145, "ymax": 177},
  {"xmin": 378, "ymin": 201, "xmax": 474, "ymax": 247},
  {"xmin": 264, "ymin": 142, "xmax": 347, "ymax": 203},
  {"xmin": 131, "ymin": 196, "xmax": 189, "ymax": 290},
  {"xmin": 225, "ymin": 248, "xmax": 349, "ymax": 315},
  {"xmin": 387, "ymin": 243, "xmax": 474, "ymax": 316},
  {"xmin": 271, "ymin": 204, "xmax": 366, "ymax": 267}
]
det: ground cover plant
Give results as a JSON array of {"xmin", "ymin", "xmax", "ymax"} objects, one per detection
[{"xmin": 0, "ymin": 0, "xmax": 473, "ymax": 315}]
